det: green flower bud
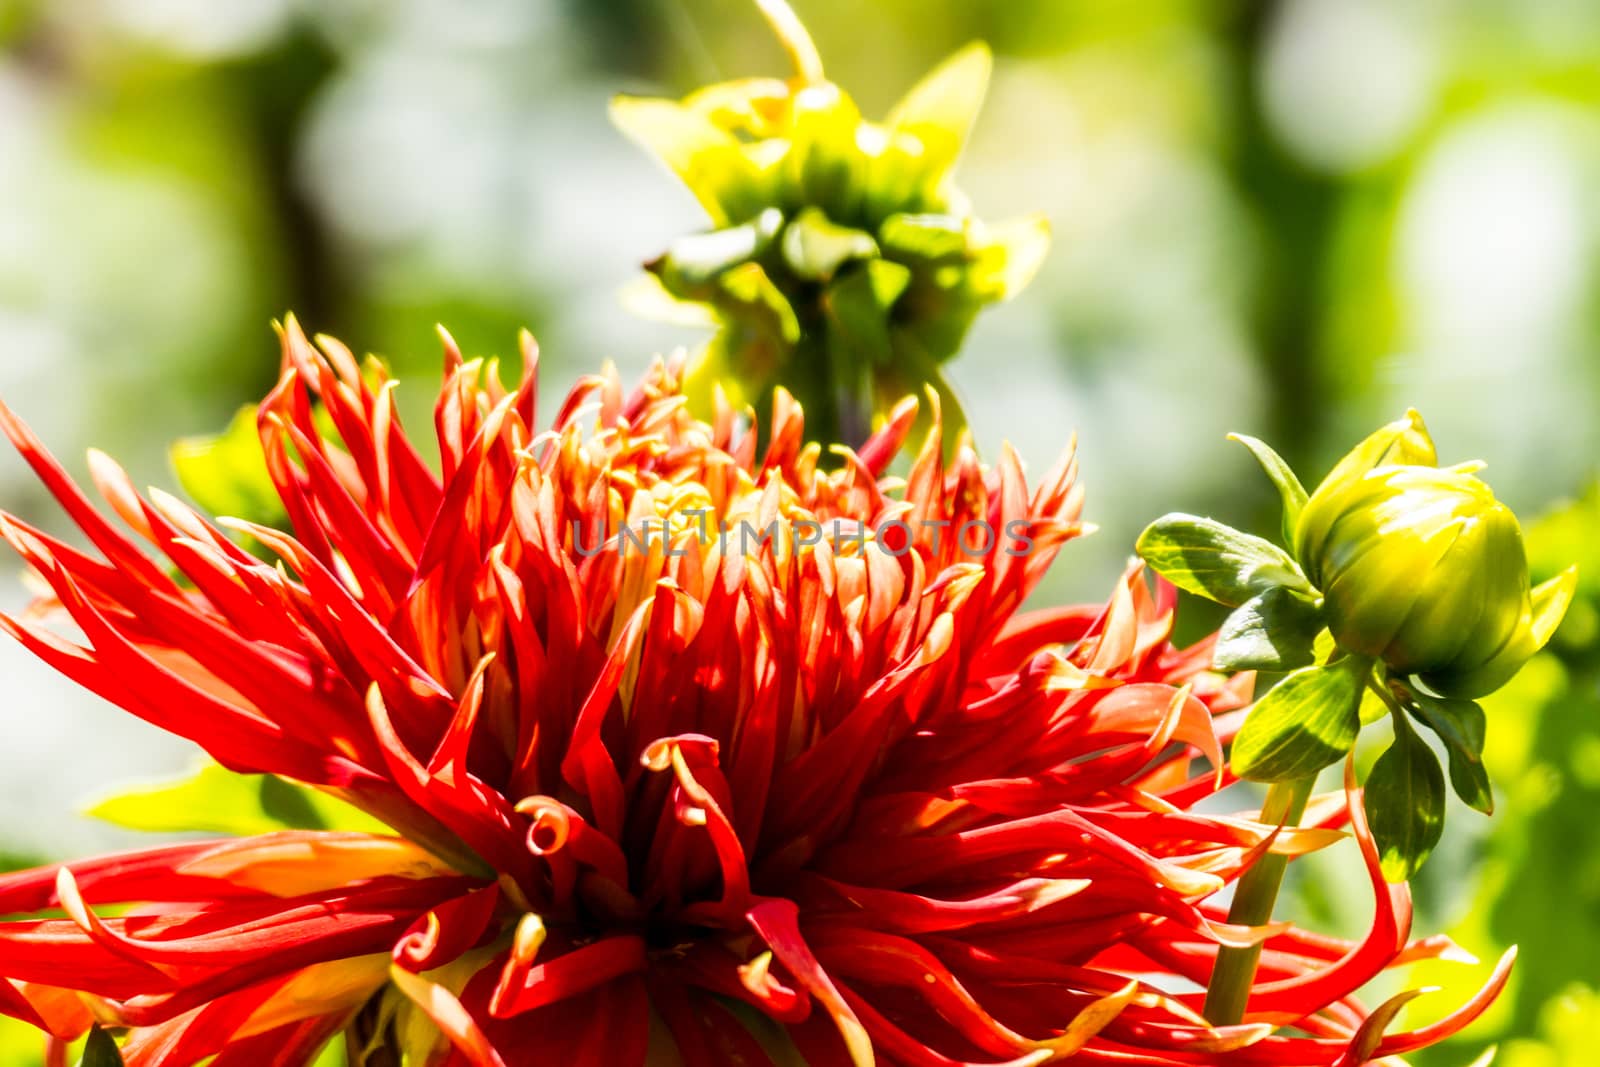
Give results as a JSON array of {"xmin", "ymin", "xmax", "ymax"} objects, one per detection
[{"xmin": 1294, "ymin": 410, "xmax": 1576, "ymax": 699}]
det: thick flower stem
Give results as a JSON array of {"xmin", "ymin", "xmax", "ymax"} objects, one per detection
[{"xmin": 1203, "ymin": 773, "xmax": 1317, "ymax": 1026}]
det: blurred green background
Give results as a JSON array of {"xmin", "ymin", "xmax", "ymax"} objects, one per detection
[{"xmin": 1, "ymin": 0, "xmax": 1597, "ymax": 1063}]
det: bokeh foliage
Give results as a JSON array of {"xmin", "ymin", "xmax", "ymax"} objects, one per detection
[
  {"xmin": 1, "ymin": 0, "xmax": 1599, "ymax": 1063},
  {"xmin": 1402, "ymin": 488, "xmax": 1600, "ymax": 1066}
]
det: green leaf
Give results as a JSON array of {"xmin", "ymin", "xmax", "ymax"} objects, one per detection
[
  {"xmin": 1136, "ymin": 513, "xmax": 1313, "ymax": 608},
  {"xmin": 1229, "ymin": 432, "xmax": 1309, "ymax": 548},
  {"xmin": 1364, "ymin": 712, "xmax": 1447, "ymax": 881},
  {"xmin": 87, "ymin": 760, "xmax": 390, "ymax": 837},
  {"xmin": 1213, "ymin": 585, "xmax": 1324, "ymax": 672},
  {"xmin": 171, "ymin": 405, "xmax": 288, "ymax": 530},
  {"xmin": 781, "ymin": 207, "xmax": 879, "ymax": 282},
  {"xmin": 1232, "ymin": 656, "xmax": 1369, "ymax": 782},
  {"xmin": 1408, "ymin": 689, "xmax": 1494, "ymax": 814},
  {"xmin": 80, "ymin": 1025, "xmax": 124, "ymax": 1067}
]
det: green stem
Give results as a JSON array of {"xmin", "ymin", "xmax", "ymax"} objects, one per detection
[
  {"xmin": 1203, "ymin": 774, "xmax": 1316, "ymax": 1026},
  {"xmin": 1365, "ymin": 672, "xmax": 1407, "ymax": 718}
]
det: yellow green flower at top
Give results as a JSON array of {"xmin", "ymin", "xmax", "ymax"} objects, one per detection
[{"xmin": 613, "ymin": 0, "xmax": 1049, "ymax": 447}]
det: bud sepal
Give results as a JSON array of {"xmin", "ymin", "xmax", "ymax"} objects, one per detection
[
  {"xmin": 1400, "ymin": 683, "xmax": 1492, "ymax": 815},
  {"xmin": 1134, "ymin": 514, "xmax": 1314, "ymax": 607},
  {"xmin": 1213, "ymin": 585, "xmax": 1324, "ymax": 673},
  {"xmin": 1230, "ymin": 654, "xmax": 1370, "ymax": 782},
  {"xmin": 1363, "ymin": 694, "xmax": 1448, "ymax": 882}
]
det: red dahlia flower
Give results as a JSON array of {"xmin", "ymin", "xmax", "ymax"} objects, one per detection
[{"xmin": 0, "ymin": 322, "xmax": 1508, "ymax": 1065}]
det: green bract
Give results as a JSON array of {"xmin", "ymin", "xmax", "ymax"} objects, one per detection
[
  {"xmin": 1298, "ymin": 410, "xmax": 1575, "ymax": 699},
  {"xmin": 613, "ymin": 5, "xmax": 1047, "ymax": 446}
]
